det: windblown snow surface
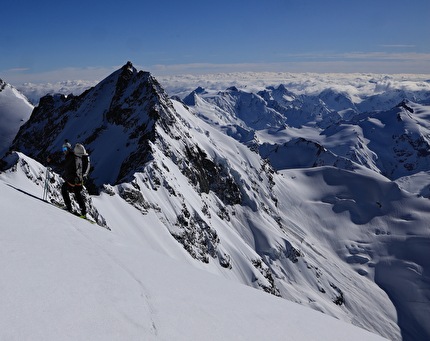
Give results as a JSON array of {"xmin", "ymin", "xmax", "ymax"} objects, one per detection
[{"xmin": 0, "ymin": 155, "xmax": 386, "ymax": 341}]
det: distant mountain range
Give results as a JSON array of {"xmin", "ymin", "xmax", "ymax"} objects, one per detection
[{"xmin": 2, "ymin": 62, "xmax": 430, "ymax": 341}]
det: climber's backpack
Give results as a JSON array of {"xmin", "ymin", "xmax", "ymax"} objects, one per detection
[{"xmin": 74, "ymin": 143, "xmax": 90, "ymax": 182}]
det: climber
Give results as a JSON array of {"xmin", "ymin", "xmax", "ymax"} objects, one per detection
[{"xmin": 59, "ymin": 140, "xmax": 87, "ymax": 217}]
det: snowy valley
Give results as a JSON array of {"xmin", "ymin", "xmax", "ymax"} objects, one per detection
[{"xmin": 1, "ymin": 63, "xmax": 430, "ymax": 340}]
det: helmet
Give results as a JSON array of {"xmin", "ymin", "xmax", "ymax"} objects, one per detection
[{"xmin": 62, "ymin": 141, "xmax": 72, "ymax": 152}]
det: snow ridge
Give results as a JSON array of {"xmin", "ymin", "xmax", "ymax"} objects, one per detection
[{"xmin": 0, "ymin": 79, "xmax": 33, "ymax": 155}]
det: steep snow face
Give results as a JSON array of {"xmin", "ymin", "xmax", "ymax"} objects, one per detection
[
  {"xmin": 258, "ymin": 137, "xmax": 359, "ymax": 172},
  {"xmin": 319, "ymin": 101, "xmax": 430, "ymax": 180},
  {"xmin": 197, "ymin": 86, "xmax": 287, "ymax": 130},
  {"xmin": 358, "ymin": 102, "xmax": 430, "ymax": 179},
  {"xmin": 0, "ymin": 79, "xmax": 33, "ymax": 155},
  {"xmin": 258, "ymin": 85, "xmax": 343, "ymax": 129}
]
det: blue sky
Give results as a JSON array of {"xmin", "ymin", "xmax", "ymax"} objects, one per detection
[{"xmin": 1, "ymin": 0, "xmax": 429, "ymax": 84}]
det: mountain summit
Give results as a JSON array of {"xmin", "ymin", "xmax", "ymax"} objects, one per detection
[{"xmin": 9, "ymin": 62, "xmax": 175, "ymax": 188}]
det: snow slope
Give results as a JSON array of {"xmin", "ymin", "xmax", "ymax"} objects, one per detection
[
  {"xmin": 0, "ymin": 80, "xmax": 33, "ymax": 155},
  {"xmin": 0, "ymin": 163, "xmax": 387, "ymax": 341}
]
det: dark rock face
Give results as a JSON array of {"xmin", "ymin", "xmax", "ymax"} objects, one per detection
[{"xmin": 182, "ymin": 144, "xmax": 242, "ymax": 206}]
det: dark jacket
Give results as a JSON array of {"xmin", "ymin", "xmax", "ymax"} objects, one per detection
[{"xmin": 63, "ymin": 151, "xmax": 79, "ymax": 184}]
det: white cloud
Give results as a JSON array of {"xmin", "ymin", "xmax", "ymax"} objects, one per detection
[
  {"xmin": 157, "ymin": 71, "xmax": 430, "ymax": 103},
  {"xmin": 3, "ymin": 50, "xmax": 429, "ymax": 88},
  {"xmin": 5, "ymin": 67, "xmax": 31, "ymax": 72},
  {"xmin": 6, "ymin": 57, "xmax": 430, "ymax": 104},
  {"xmin": 342, "ymin": 51, "xmax": 430, "ymax": 61},
  {"xmin": 1, "ymin": 66, "xmax": 117, "ymax": 86},
  {"xmin": 150, "ymin": 51, "xmax": 430, "ymax": 76},
  {"xmin": 380, "ymin": 45, "xmax": 416, "ymax": 48}
]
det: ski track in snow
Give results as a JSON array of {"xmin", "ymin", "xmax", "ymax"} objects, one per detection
[{"xmin": 74, "ymin": 225, "xmax": 159, "ymax": 336}]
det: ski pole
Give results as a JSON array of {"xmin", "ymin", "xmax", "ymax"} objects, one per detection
[{"xmin": 43, "ymin": 167, "xmax": 51, "ymax": 201}]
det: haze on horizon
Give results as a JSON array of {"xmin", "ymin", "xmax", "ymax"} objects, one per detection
[{"xmin": 1, "ymin": 0, "xmax": 429, "ymax": 86}]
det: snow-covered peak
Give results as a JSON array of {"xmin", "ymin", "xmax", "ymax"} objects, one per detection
[
  {"xmin": 0, "ymin": 79, "xmax": 33, "ymax": 156},
  {"xmin": 8, "ymin": 62, "xmax": 176, "ymax": 188}
]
